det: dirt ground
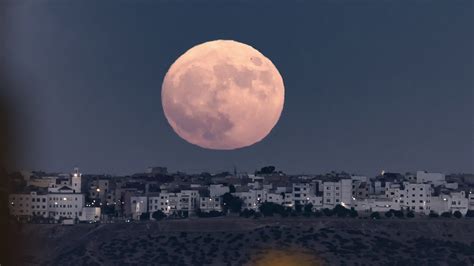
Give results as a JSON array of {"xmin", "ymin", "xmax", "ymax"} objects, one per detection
[{"xmin": 16, "ymin": 217, "xmax": 474, "ymax": 265}]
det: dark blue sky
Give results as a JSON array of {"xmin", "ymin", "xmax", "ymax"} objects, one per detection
[{"xmin": 3, "ymin": 1, "xmax": 473, "ymax": 175}]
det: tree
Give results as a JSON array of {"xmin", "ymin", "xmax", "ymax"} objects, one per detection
[
  {"xmin": 370, "ymin": 212, "xmax": 380, "ymax": 219},
  {"xmin": 303, "ymin": 203, "xmax": 313, "ymax": 217},
  {"xmin": 256, "ymin": 166, "xmax": 275, "ymax": 175},
  {"xmin": 349, "ymin": 208, "xmax": 358, "ymax": 218},
  {"xmin": 314, "ymin": 210, "xmax": 323, "ymax": 217},
  {"xmin": 240, "ymin": 209, "xmax": 256, "ymax": 218},
  {"xmin": 428, "ymin": 211, "xmax": 439, "ymax": 218},
  {"xmin": 229, "ymin": 185, "xmax": 236, "ymax": 193},
  {"xmin": 384, "ymin": 211, "xmax": 393, "ymax": 218},
  {"xmin": 322, "ymin": 208, "xmax": 333, "ymax": 217},
  {"xmin": 222, "ymin": 193, "xmax": 243, "ymax": 213},
  {"xmin": 406, "ymin": 211, "xmax": 415, "ymax": 218},
  {"xmin": 453, "ymin": 211, "xmax": 463, "ymax": 219},
  {"xmin": 333, "ymin": 205, "xmax": 349, "ymax": 217},
  {"xmin": 259, "ymin": 202, "xmax": 282, "ymax": 217},
  {"xmin": 441, "ymin": 212, "xmax": 452, "ymax": 218},
  {"xmin": 295, "ymin": 203, "xmax": 303, "ymax": 213},
  {"xmin": 152, "ymin": 210, "xmax": 166, "ymax": 221}
]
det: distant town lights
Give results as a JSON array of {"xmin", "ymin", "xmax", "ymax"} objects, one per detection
[{"xmin": 96, "ymin": 188, "xmax": 100, "ymax": 192}]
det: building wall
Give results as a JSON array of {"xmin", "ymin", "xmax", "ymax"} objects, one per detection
[
  {"xmin": 416, "ymin": 171, "xmax": 445, "ymax": 186},
  {"xmin": 130, "ymin": 196, "xmax": 148, "ymax": 219},
  {"xmin": 323, "ymin": 179, "xmax": 352, "ymax": 208},
  {"xmin": 48, "ymin": 193, "xmax": 85, "ymax": 220},
  {"xmin": 9, "ymin": 193, "xmax": 32, "ymax": 216},
  {"xmin": 209, "ymin": 184, "xmax": 229, "ymax": 198},
  {"xmin": 199, "ymin": 197, "xmax": 222, "ymax": 212},
  {"xmin": 402, "ymin": 183, "xmax": 431, "ymax": 214}
]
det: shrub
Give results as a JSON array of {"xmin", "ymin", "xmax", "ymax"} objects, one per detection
[
  {"xmin": 453, "ymin": 211, "xmax": 462, "ymax": 219},
  {"xmin": 466, "ymin": 210, "xmax": 474, "ymax": 218},
  {"xmin": 240, "ymin": 209, "xmax": 256, "ymax": 218},
  {"xmin": 259, "ymin": 202, "xmax": 285, "ymax": 217},
  {"xmin": 303, "ymin": 203, "xmax": 313, "ymax": 215},
  {"xmin": 152, "ymin": 210, "xmax": 166, "ymax": 220},
  {"xmin": 393, "ymin": 210, "xmax": 404, "ymax": 218},
  {"xmin": 333, "ymin": 204, "xmax": 349, "ymax": 217},
  {"xmin": 314, "ymin": 210, "xmax": 323, "ymax": 217},
  {"xmin": 406, "ymin": 211, "xmax": 415, "ymax": 218},
  {"xmin": 384, "ymin": 211, "xmax": 393, "ymax": 218},
  {"xmin": 370, "ymin": 212, "xmax": 380, "ymax": 219},
  {"xmin": 441, "ymin": 212, "xmax": 452, "ymax": 218},
  {"xmin": 197, "ymin": 210, "xmax": 223, "ymax": 218},
  {"xmin": 349, "ymin": 208, "xmax": 358, "ymax": 218},
  {"xmin": 428, "ymin": 211, "xmax": 439, "ymax": 218},
  {"xmin": 322, "ymin": 208, "xmax": 333, "ymax": 217}
]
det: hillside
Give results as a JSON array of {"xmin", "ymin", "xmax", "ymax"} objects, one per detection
[{"xmin": 17, "ymin": 217, "xmax": 474, "ymax": 265}]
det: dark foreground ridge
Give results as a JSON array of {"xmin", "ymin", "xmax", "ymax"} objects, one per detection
[{"xmin": 19, "ymin": 218, "xmax": 474, "ymax": 266}]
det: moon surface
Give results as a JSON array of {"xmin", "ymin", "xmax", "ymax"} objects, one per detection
[{"xmin": 162, "ymin": 40, "xmax": 285, "ymax": 150}]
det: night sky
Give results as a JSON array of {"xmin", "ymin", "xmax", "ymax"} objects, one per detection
[{"xmin": 3, "ymin": 1, "xmax": 473, "ymax": 175}]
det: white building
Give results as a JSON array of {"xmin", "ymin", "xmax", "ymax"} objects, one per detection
[
  {"xmin": 469, "ymin": 191, "xmax": 474, "ymax": 210},
  {"xmin": 352, "ymin": 197, "xmax": 400, "ymax": 213},
  {"xmin": 48, "ymin": 193, "xmax": 85, "ymax": 220},
  {"xmin": 292, "ymin": 183, "xmax": 316, "ymax": 206},
  {"xmin": 209, "ymin": 184, "xmax": 229, "ymax": 198},
  {"xmin": 402, "ymin": 183, "xmax": 432, "ymax": 214},
  {"xmin": 130, "ymin": 196, "xmax": 148, "ymax": 219},
  {"xmin": 233, "ymin": 189, "xmax": 266, "ymax": 210},
  {"xmin": 79, "ymin": 207, "xmax": 101, "ymax": 222},
  {"xmin": 9, "ymin": 193, "xmax": 32, "ymax": 217},
  {"xmin": 430, "ymin": 191, "xmax": 468, "ymax": 215},
  {"xmin": 9, "ymin": 168, "xmax": 86, "ymax": 221},
  {"xmin": 416, "ymin": 171, "xmax": 445, "ymax": 186},
  {"xmin": 199, "ymin": 195, "xmax": 222, "ymax": 213},
  {"xmin": 351, "ymin": 175, "xmax": 368, "ymax": 182},
  {"xmin": 265, "ymin": 192, "xmax": 284, "ymax": 205},
  {"xmin": 323, "ymin": 179, "xmax": 352, "ymax": 208}
]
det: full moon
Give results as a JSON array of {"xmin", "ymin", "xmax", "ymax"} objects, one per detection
[{"xmin": 162, "ymin": 40, "xmax": 285, "ymax": 150}]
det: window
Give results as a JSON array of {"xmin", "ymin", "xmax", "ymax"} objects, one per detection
[
  {"xmin": 42, "ymin": 198, "xmax": 46, "ymax": 202},
  {"xmin": 335, "ymin": 199, "xmax": 340, "ymax": 202},
  {"xmin": 326, "ymin": 199, "xmax": 330, "ymax": 203},
  {"xmin": 335, "ymin": 187, "xmax": 339, "ymax": 190},
  {"xmin": 420, "ymin": 187, "xmax": 423, "ymax": 191},
  {"xmin": 412, "ymin": 200, "xmax": 415, "ymax": 203},
  {"xmin": 419, "ymin": 200, "xmax": 423, "ymax": 203}
]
